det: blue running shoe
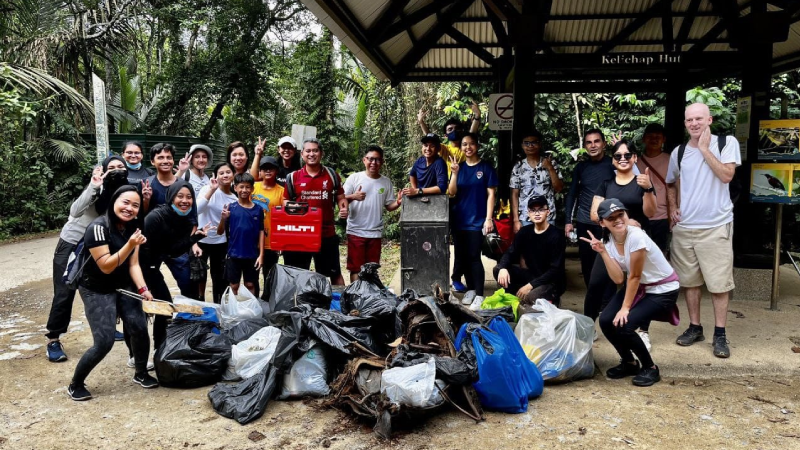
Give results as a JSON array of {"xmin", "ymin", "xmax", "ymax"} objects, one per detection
[
  {"xmin": 47, "ymin": 340, "xmax": 67, "ymax": 362},
  {"xmin": 451, "ymin": 280, "xmax": 467, "ymax": 293},
  {"xmin": 114, "ymin": 330, "xmax": 124, "ymax": 341}
]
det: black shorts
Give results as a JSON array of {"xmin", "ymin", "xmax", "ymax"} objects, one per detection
[
  {"xmin": 225, "ymin": 257, "xmax": 259, "ymax": 284},
  {"xmin": 283, "ymin": 235, "xmax": 341, "ymax": 278}
]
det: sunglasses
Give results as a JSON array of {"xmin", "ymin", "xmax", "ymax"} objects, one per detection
[{"xmin": 613, "ymin": 153, "xmax": 634, "ymax": 161}]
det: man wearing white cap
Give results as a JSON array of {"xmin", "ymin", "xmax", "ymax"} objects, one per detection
[{"xmin": 252, "ymin": 135, "xmax": 302, "ymax": 187}]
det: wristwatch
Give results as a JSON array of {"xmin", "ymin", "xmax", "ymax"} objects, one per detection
[{"xmin": 644, "ymin": 186, "xmax": 655, "ymax": 193}]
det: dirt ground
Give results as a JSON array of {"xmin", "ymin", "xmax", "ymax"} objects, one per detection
[{"xmin": 0, "ymin": 239, "xmax": 799, "ymax": 449}]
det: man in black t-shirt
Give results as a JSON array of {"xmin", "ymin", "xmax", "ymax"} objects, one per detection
[{"xmin": 493, "ymin": 196, "xmax": 566, "ymax": 307}]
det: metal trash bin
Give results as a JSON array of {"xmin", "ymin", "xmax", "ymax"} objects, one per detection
[{"xmin": 400, "ymin": 194, "xmax": 449, "ymax": 295}]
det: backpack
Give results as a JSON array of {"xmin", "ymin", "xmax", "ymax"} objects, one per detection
[
  {"xmin": 62, "ymin": 240, "xmax": 90, "ymax": 290},
  {"xmin": 677, "ymin": 134, "xmax": 742, "ymax": 203},
  {"xmin": 284, "ymin": 166, "xmax": 340, "ymax": 201}
]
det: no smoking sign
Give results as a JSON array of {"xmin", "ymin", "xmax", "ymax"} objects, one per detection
[{"xmin": 488, "ymin": 93, "xmax": 514, "ymax": 131}]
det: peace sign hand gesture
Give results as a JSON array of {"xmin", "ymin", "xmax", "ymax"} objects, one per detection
[
  {"xmin": 610, "ymin": 132, "xmax": 624, "ymax": 146},
  {"xmin": 255, "ymin": 136, "xmax": 265, "ymax": 156},
  {"xmin": 579, "ymin": 230, "xmax": 606, "ymax": 254},
  {"xmin": 220, "ymin": 203, "xmax": 230, "ymax": 221},
  {"xmin": 449, "ymin": 155, "xmax": 460, "ymax": 174},
  {"xmin": 178, "ymin": 152, "xmax": 191, "ymax": 173},
  {"xmin": 209, "ymin": 175, "xmax": 219, "ymax": 191},
  {"xmin": 141, "ymin": 179, "xmax": 152, "ymax": 201},
  {"xmin": 90, "ymin": 166, "xmax": 104, "ymax": 187}
]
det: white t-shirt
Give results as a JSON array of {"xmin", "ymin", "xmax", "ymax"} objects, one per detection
[
  {"xmin": 343, "ymin": 172, "xmax": 394, "ymax": 238},
  {"xmin": 665, "ymin": 135, "xmax": 741, "ymax": 229},
  {"xmin": 196, "ymin": 185, "xmax": 237, "ymax": 244},
  {"xmin": 188, "ymin": 171, "xmax": 210, "ymax": 198},
  {"xmin": 604, "ymin": 226, "xmax": 680, "ymax": 294}
]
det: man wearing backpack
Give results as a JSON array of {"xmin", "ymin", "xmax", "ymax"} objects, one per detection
[
  {"xmin": 666, "ymin": 102, "xmax": 741, "ymax": 358},
  {"xmin": 282, "ymin": 138, "xmax": 348, "ymax": 285}
]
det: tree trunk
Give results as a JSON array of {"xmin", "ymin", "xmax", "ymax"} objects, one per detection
[{"xmin": 571, "ymin": 93, "xmax": 582, "ymax": 148}]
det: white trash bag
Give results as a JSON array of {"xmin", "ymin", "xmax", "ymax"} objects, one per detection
[
  {"xmin": 514, "ymin": 298, "xmax": 595, "ymax": 383},
  {"xmin": 229, "ymin": 326, "xmax": 282, "ymax": 380},
  {"xmin": 219, "ymin": 286, "xmax": 262, "ymax": 329},
  {"xmin": 381, "ymin": 357, "xmax": 443, "ymax": 408},
  {"xmin": 278, "ymin": 343, "xmax": 330, "ymax": 399}
]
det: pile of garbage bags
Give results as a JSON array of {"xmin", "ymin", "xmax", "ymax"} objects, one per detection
[{"xmin": 154, "ymin": 262, "xmax": 594, "ymax": 438}]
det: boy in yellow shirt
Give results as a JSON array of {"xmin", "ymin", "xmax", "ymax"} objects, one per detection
[{"xmin": 251, "ymin": 156, "xmax": 285, "ymax": 299}]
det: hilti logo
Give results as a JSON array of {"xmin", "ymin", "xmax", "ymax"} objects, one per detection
[{"xmin": 277, "ymin": 225, "xmax": 316, "ymax": 232}]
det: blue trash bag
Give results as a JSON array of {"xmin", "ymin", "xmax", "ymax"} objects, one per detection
[
  {"xmin": 487, "ymin": 316, "xmax": 543, "ymax": 399},
  {"xmin": 330, "ymin": 292, "xmax": 342, "ymax": 312},
  {"xmin": 455, "ymin": 317, "xmax": 542, "ymax": 413},
  {"xmin": 175, "ymin": 306, "xmax": 219, "ymax": 324}
]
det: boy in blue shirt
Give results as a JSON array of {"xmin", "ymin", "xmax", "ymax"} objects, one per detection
[
  {"xmin": 401, "ymin": 133, "xmax": 448, "ymax": 197},
  {"xmin": 217, "ymin": 173, "xmax": 264, "ymax": 296}
]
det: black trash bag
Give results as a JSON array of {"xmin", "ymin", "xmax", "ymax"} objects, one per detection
[
  {"xmin": 267, "ymin": 264, "xmax": 332, "ymax": 312},
  {"xmin": 473, "ymin": 306, "xmax": 515, "ymax": 324},
  {"xmin": 341, "ymin": 264, "xmax": 397, "ymax": 320},
  {"xmin": 389, "ymin": 344, "xmax": 476, "ymax": 385},
  {"xmin": 300, "ymin": 305, "xmax": 381, "ymax": 356},
  {"xmin": 208, "ymin": 364, "xmax": 281, "ymax": 425},
  {"xmin": 266, "ymin": 309, "xmax": 311, "ymax": 372},
  {"xmin": 223, "ymin": 317, "xmax": 270, "ymax": 344},
  {"xmin": 154, "ymin": 320, "xmax": 231, "ymax": 388},
  {"xmin": 356, "ymin": 262, "xmax": 385, "ymax": 288}
]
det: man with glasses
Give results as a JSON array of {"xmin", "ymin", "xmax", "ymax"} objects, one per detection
[
  {"xmin": 121, "ymin": 141, "xmax": 153, "ymax": 184},
  {"xmin": 510, "ymin": 130, "xmax": 563, "ymax": 232},
  {"xmin": 564, "ymin": 129, "xmax": 615, "ymax": 289},
  {"xmin": 343, "ymin": 145, "xmax": 402, "ymax": 282},
  {"xmin": 493, "ymin": 195, "xmax": 565, "ymax": 307}
]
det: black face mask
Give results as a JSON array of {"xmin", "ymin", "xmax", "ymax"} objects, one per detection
[{"xmin": 105, "ymin": 169, "xmax": 128, "ymax": 185}]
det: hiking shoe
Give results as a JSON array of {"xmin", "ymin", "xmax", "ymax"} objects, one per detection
[
  {"xmin": 451, "ymin": 280, "xmax": 467, "ymax": 293},
  {"xmin": 606, "ymin": 360, "xmax": 640, "ymax": 379},
  {"xmin": 114, "ymin": 330, "xmax": 124, "ymax": 341},
  {"xmin": 468, "ymin": 295, "xmax": 485, "ymax": 311},
  {"xmin": 47, "ymin": 340, "xmax": 67, "ymax": 362},
  {"xmin": 68, "ymin": 383, "xmax": 92, "ymax": 401},
  {"xmin": 676, "ymin": 326, "xmax": 705, "ymax": 346},
  {"xmin": 713, "ymin": 335, "xmax": 731, "ymax": 358},
  {"xmin": 637, "ymin": 330, "xmax": 652, "ymax": 353},
  {"xmin": 127, "ymin": 357, "xmax": 155, "ymax": 371},
  {"xmin": 132, "ymin": 373, "xmax": 159, "ymax": 389},
  {"xmin": 632, "ymin": 366, "xmax": 661, "ymax": 387}
]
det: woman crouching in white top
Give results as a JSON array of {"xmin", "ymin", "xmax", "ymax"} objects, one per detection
[{"xmin": 581, "ymin": 198, "xmax": 680, "ymax": 387}]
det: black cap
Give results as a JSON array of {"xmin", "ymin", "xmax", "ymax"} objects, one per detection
[
  {"xmin": 527, "ymin": 195, "xmax": 548, "ymax": 210},
  {"xmin": 420, "ymin": 133, "xmax": 441, "ymax": 145},
  {"xmin": 643, "ymin": 123, "xmax": 665, "ymax": 136},
  {"xmin": 259, "ymin": 155, "xmax": 279, "ymax": 169},
  {"xmin": 597, "ymin": 198, "xmax": 628, "ymax": 220}
]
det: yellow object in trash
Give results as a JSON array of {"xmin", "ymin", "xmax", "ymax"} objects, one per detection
[{"xmin": 522, "ymin": 344, "xmax": 542, "ymax": 364}]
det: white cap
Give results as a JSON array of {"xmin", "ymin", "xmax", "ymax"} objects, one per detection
[{"xmin": 276, "ymin": 136, "xmax": 297, "ymax": 148}]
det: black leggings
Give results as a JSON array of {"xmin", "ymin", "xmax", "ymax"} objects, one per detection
[
  {"xmin": 583, "ymin": 253, "xmax": 619, "ymax": 321},
  {"xmin": 72, "ymin": 287, "xmax": 150, "ymax": 385},
  {"xmin": 599, "ymin": 288, "xmax": 679, "ymax": 368},
  {"xmin": 142, "ymin": 259, "xmax": 173, "ymax": 350},
  {"xmin": 198, "ymin": 242, "xmax": 228, "ymax": 304},
  {"xmin": 453, "ymin": 230, "xmax": 485, "ymax": 295},
  {"xmin": 575, "ymin": 222, "xmax": 603, "ymax": 287}
]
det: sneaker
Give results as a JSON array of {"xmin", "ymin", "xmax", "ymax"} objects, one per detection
[
  {"xmin": 712, "ymin": 335, "xmax": 731, "ymax": 358},
  {"xmin": 675, "ymin": 326, "xmax": 705, "ymax": 346},
  {"xmin": 632, "ymin": 366, "xmax": 661, "ymax": 387},
  {"xmin": 114, "ymin": 330, "xmax": 124, "ymax": 341},
  {"xmin": 132, "ymin": 373, "xmax": 159, "ymax": 389},
  {"xmin": 461, "ymin": 290, "xmax": 477, "ymax": 306},
  {"xmin": 637, "ymin": 330, "xmax": 652, "ymax": 353},
  {"xmin": 468, "ymin": 295, "xmax": 484, "ymax": 311},
  {"xmin": 451, "ymin": 280, "xmax": 468, "ymax": 293},
  {"xmin": 606, "ymin": 360, "xmax": 640, "ymax": 379},
  {"xmin": 47, "ymin": 340, "xmax": 68, "ymax": 362},
  {"xmin": 67, "ymin": 383, "xmax": 92, "ymax": 401},
  {"xmin": 127, "ymin": 357, "xmax": 155, "ymax": 371}
]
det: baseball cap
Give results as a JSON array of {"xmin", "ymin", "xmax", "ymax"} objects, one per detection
[
  {"xmin": 643, "ymin": 123, "xmax": 665, "ymax": 136},
  {"xmin": 188, "ymin": 144, "xmax": 213, "ymax": 160},
  {"xmin": 420, "ymin": 133, "xmax": 441, "ymax": 146},
  {"xmin": 597, "ymin": 198, "xmax": 628, "ymax": 220},
  {"xmin": 527, "ymin": 195, "xmax": 548, "ymax": 210},
  {"xmin": 277, "ymin": 136, "xmax": 297, "ymax": 148},
  {"xmin": 259, "ymin": 155, "xmax": 279, "ymax": 169}
]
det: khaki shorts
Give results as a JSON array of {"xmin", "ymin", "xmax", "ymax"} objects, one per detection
[{"xmin": 670, "ymin": 222, "xmax": 735, "ymax": 293}]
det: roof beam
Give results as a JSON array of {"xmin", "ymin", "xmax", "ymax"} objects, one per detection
[
  {"xmin": 662, "ymin": 0, "xmax": 674, "ymax": 51},
  {"xmin": 375, "ymin": 0, "xmax": 459, "ymax": 45},
  {"xmin": 430, "ymin": 37, "xmax": 731, "ymax": 48},
  {"xmin": 676, "ymin": 0, "xmax": 701, "ymax": 50},
  {"xmin": 597, "ymin": 0, "xmax": 676, "ymax": 54},
  {"xmin": 689, "ymin": 0, "xmax": 749, "ymax": 54},
  {"xmin": 483, "ymin": 0, "xmax": 510, "ymax": 51},
  {"xmin": 445, "ymin": 26, "xmax": 498, "ymax": 65},
  {"xmin": 367, "ymin": 0, "xmax": 411, "ymax": 42},
  {"xmin": 394, "ymin": 0, "xmax": 477, "ymax": 79}
]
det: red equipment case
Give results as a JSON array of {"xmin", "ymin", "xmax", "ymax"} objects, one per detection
[{"xmin": 270, "ymin": 202, "xmax": 322, "ymax": 252}]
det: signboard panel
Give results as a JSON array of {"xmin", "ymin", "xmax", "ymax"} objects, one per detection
[
  {"xmin": 488, "ymin": 93, "xmax": 513, "ymax": 131},
  {"xmin": 750, "ymin": 163, "xmax": 800, "ymax": 204},
  {"xmin": 92, "ymin": 74, "xmax": 109, "ymax": 164},
  {"xmin": 758, "ymin": 119, "xmax": 800, "ymax": 161}
]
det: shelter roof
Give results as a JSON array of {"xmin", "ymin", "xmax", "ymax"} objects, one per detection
[{"xmin": 300, "ymin": 0, "xmax": 800, "ymax": 86}]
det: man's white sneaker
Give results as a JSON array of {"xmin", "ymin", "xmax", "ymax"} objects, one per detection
[
  {"xmin": 128, "ymin": 357, "xmax": 155, "ymax": 371},
  {"xmin": 469, "ymin": 295, "xmax": 484, "ymax": 311},
  {"xmin": 637, "ymin": 330, "xmax": 652, "ymax": 353}
]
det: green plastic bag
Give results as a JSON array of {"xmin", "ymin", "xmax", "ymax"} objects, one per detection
[{"xmin": 480, "ymin": 288, "xmax": 520, "ymax": 320}]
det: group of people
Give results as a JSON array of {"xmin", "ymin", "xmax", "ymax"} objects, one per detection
[{"xmin": 44, "ymin": 101, "xmax": 739, "ymax": 400}]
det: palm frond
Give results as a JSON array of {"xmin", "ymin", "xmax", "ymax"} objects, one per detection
[
  {"xmin": 0, "ymin": 62, "xmax": 93, "ymax": 116},
  {"xmin": 42, "ymin": 137, "xmax": 84, "ymax": 162}
]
